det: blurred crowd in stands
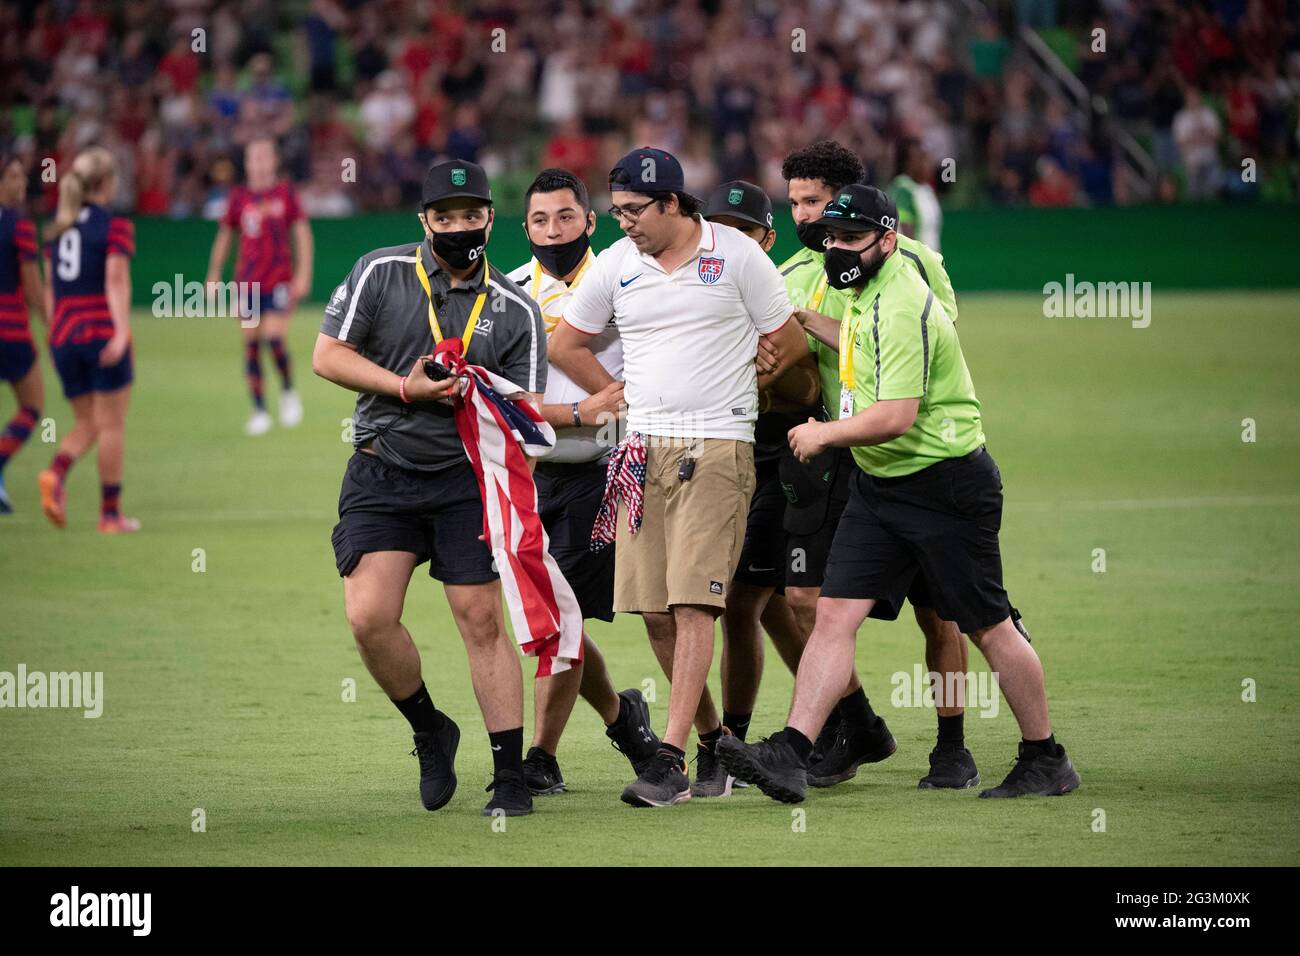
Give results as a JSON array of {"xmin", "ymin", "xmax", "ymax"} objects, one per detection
[{"xmin": 1, "ymin": 0, "xmax": 1296, "ymax": 217}]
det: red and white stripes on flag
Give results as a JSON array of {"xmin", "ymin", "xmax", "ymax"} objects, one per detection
[{"xmin": 434, "ymin": 339, "xmax": 583, "ymax": 676}]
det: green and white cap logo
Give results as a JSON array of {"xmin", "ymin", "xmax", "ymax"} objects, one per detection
[
  {"xmin": 451, "ymin": 168, "xmax": 467, "ymax": 187},
  {"xmin": 728, "ymin": 187, "xmax": 744, "ymax": 205}
]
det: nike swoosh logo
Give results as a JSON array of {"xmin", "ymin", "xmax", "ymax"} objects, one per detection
[
  {"xmin": 748, "ymin": 565, "xmax": 775, "ymax": 573},
  {"xmin": 619, "ymin": 274, "xmax": 643, "ymax": 287},
  {"xmin": 490, "ymin": 744, "xmax": 502, "ymax": 751}
]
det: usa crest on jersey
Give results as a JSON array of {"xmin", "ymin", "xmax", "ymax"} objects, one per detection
[{"xmin": 698, "ymin": 256, "xmax": 724, "ymax": 284}]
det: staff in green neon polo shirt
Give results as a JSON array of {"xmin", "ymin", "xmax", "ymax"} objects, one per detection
[
  {"xmin": 717, "ymin": 184, "xmax": 1081, "ymax": 803},
  {"xmin": 775, "ymin": 141, "xmax": 976, "ymax": 793}
]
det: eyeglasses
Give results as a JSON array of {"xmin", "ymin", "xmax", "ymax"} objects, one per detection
[{"xmin": 607, "ymin": 199, "xmax": 657, "ymax": 223}]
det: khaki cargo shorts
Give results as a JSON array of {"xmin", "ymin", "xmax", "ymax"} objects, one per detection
[{"xmin": 614, "ymin": 438, "xmax": 756, "ymax": 614}]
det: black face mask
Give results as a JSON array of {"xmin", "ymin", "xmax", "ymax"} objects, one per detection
[
  {"xmin": 530, "ymin": 231, "xmax": 590, "ymax": 279},
  {"xmin": 796, "ymin": 221, "xmax": 829, "ymax": 253},
  {"xmin": 824, "ymin": 235, "xmax": 884, "ymax": 289},
  {"xmin": 430, "ymin": 227, "xmax": 487, "ymax": 269}
]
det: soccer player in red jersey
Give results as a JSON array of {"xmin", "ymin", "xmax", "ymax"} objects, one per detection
[
  {"xmin": 0, "ymin": 154, "xmax": 47, "ymax": 514},
  {"xmin": 37, "ymin": 146, "xmax": 139, "ymax": 533},
  {"xmin": 206, "ymin": 137, "xmax": 314, "ymax": 435}
]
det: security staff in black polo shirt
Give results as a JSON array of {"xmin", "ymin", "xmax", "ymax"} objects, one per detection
[{"xmin": 313, "ymin": 160, "xmax": 547, "ymax": 818}]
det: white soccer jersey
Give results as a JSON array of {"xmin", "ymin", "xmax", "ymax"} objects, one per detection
[
  {"xmin": 509, "ymin": 249, "xmax": 624, "ymax": 462},
  {"xmin": 562, "ymin": 217, "xmax": 792, "ymax": 441}
]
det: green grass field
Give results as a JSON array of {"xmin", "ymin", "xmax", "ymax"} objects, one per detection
[{"xmin": 1, "ymin": 291, "xmax": 1297, "ymax": 866}]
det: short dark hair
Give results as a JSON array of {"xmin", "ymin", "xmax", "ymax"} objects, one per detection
[
  {"xmin": 650, "ymin": 190, "xmax": 700, "ymax": 218},
  {"xmin": 525, "ymin": 167, "xmax": 591, "ymax": 215},
  {"xmin": 781, "ymin": 140, "xmax": 864, "ymax": 193}
]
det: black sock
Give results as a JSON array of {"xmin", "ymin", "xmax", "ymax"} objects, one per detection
[
  {"xmin": 393, "ymin": 682, "xmax": 444, "ymax": 734},
  {"xmin": 656, "ymin": 742, "xmax": 685, "ymax": 763},
  {"xmin": 608, "ymin": 692, "xmax": 630, "ymax": 727},
  {"xmin": 775, "ymin": 726, "xmax": 813, "ymax": 764},
  {"xmin": 489, "ymin": 727, "xmax": 524, "ymax": 776},
  {"xmin": 937, "ymin": 713, "xmax": 964, "ymax": 747},
  {"xmin": 698, "ymin": 725, "xmax": 723, "ymax": 752},
  {"xmin": 723, "ymin": 710, "xmax": 752, "ymax": 741},
  {"xmin": 1023, "ymin": 734, "xmax": 1057, "ymax": 756},
  {"xmin": 837, "ymin": 687, "xmax": 877, "ymax": 729}
]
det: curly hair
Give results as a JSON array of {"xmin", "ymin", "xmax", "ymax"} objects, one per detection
[{"xmin": 780, "ymin": 140, "xmax": 864, "ymax": 193}]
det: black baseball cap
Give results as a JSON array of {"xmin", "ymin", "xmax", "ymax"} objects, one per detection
[
  {"xmin": 778, "ymin": 446, "xmax": 840, "ymax": 536},
  {"xmin": 608, "ymin": 146, "xmax": 699, "ymax": 203},
  {"xmin": 813, "ymin": 184, "xmax": 899, "ymax": 234},
  {"xmin": 422, "ymin": 159, "xmax": 492, "ymax": 208},
  {"xmin": 703, "ymin": 180, "xmax": 774, "ymax": 231}
]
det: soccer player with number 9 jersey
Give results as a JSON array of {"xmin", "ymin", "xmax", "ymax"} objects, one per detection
[{"xmin": 38, "ymin": 146, "xmax": 139, "ymax": 533}]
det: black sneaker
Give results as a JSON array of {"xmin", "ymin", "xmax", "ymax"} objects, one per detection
[
  {"xmin": 483, "ymin": 769, "xmax": 534, "ymax": 816},
  {"xmin": 689, "ymin": 734, "xmax": 734, "ymax": 798},
  {"xmin": 411, "ymin": 716, "xmax": 460, "ymax": 811},
  {"xmin": 716, "ymin": 734, "xmax": 807, "ymax": 804},
  {"xmin": 918, "ymin": 744, "xmax": 980, "ymax": 789},
  {"xmin": 620, "ymin": 750, "xmax": 691, "ymax": 808},
  {"xmin": 809, "ymin": 708, "xmax": 842, "ymax": 765},
  {"xmin": 807, "ymin": 717, "xmax": 897, "ymax": 787},
  {"xmin": 606, "ymin": 688, "xmax": 659, "ymax": 776},
  {"xmin": 978, "ymin": 742, "xmax": 1080, "ymax": 798},
  {"xmin": 522, "ymin": 746, "xmax": 567, "ymax": 795}
]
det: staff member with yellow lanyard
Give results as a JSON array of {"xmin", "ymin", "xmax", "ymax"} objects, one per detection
[
  {"xmin": 719, "ymin": 184, "xmax": 1080, "ymax": 802},
  {"xmin": 776, "ymin": 142, "xmax": 897, "ymax": 776},
  {"xmin": 313, "ymin": 159, "xmax": 548, "ymax": 819},
  {"xmin": 778, "ymin": 143, "xmax": 991, "ymax": 794}
]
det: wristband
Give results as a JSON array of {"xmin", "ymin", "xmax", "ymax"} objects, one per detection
[
  {"xmin": 571, "ymin": 402, "xmax": 582, "ymax": 427},
  {"xmin": 399, "ymin": 374, "xmax": 412, "ymax": 404}
]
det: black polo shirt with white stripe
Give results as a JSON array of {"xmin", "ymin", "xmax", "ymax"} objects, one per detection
[{"xmin": 321, "ymin": 235, "xmax": 546, "ymax": 472}]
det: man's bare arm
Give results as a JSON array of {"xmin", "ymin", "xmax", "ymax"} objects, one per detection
[
  {"xmin": 793, "ymin": 307, "xmax": 840, "ymax": 351},
  {"xmin": 549, "ymin": 320, "xmax": 618, "ymax": 394},
  {"xmin": 770, "ymin": 352, "xmax": 819, "ymax": 407},
  {"xmin": 756, "ymin": 315, "xmax": 812, "ymax": 391}
]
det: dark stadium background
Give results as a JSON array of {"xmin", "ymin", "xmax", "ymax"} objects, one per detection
[{"xmin": 2, "ymin": 0, "xmax": 1296, "ymax": 294}]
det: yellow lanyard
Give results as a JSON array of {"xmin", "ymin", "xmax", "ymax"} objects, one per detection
[
  {"xmin": 531, "ymin": 252, "xmax": 592, "ymax": 333},
  {"xmin": 838, "ymin": 295, "xmax": 865, "ymax": 390},
  {"xmin": 810, "ymin": 272, "xmax": 828, "ymax": 312},
  {"xmin": 414, "ymin": 244, "xmax": 488, "ymax": 352}
]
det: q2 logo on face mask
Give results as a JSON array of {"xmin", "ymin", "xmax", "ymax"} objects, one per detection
[{"xmin": 841, "ymin": 265, "xmax": 861, "ymax": 284}]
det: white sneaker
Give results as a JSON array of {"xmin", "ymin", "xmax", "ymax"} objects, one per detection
[
  {"xmin": 245, "ymin": 409, "xmax": 273, "ymax": 436},
  {"xmin": 279, "ymin": 390, "xmax": 303, "ymax": 428}
]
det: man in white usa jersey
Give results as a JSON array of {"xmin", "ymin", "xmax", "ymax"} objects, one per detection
[{"xmin": 550, "ymin": 147, "xmax": 809, "ymax": 807}]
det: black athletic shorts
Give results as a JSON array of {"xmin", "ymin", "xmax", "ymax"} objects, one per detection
[
  {"xmin": 734, "ymin": 456, "xmax": 788, "ymax": 590},
  {"xmin": 331, "ymin": 450, "xmax": 496, "ymax": 584},
  {"xmin": 820, "ymin": 447, "xmax": 1012, "ymax": 634},
  {"xmin": 783, "ymin": 446, "xmax": 853, "ymax": 589},
  {"xmin": 535, "ymin": 459, "xmax": 614, "ymax": 622}
]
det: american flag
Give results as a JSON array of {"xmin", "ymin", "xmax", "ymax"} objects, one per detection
[
  {"xmin": 590, "ymin": 431, "xmax": 647, "ymax": 553},
  {"xmin": 433, "ymin": 339, "xmax": 583, "ymax": 677}
]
